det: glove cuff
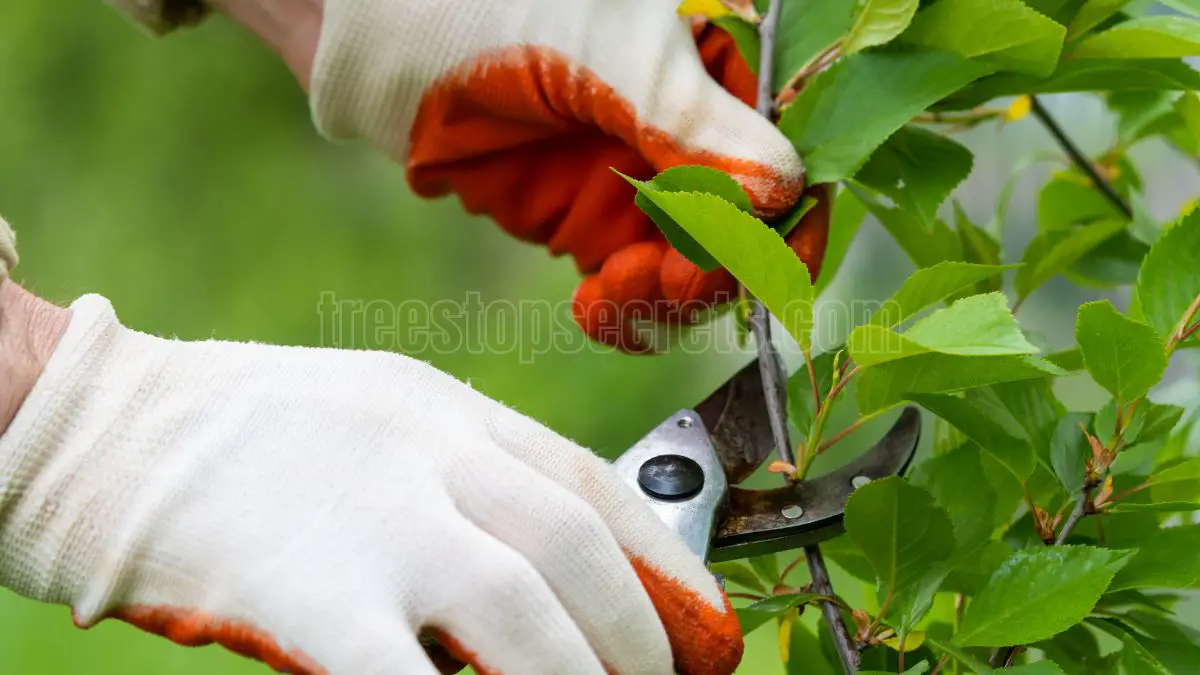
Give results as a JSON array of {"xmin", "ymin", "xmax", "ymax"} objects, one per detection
[
  {"xmin": 106, "ymin": 0, "xmax": 211, "ymax": 36},
  {"xmin": 0, "ymin": 216, "xmax": 17, "ymax": 282},
  {"xmin": 0, "ymin": 295, "xmax": 135, "ymax": 605}
]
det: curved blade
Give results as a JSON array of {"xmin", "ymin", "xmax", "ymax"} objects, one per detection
[
  {"xmin": 708, "ymin": 406, "xmax": 922, "ymax": 562},
  {"xmin": 693, "ymin": 360, "xmax": 780, "ymax": 485}
]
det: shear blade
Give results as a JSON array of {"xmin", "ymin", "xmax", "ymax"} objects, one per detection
[
  {"xmin": 693, "ymin": 359, "xmax": 781, "ymax": 485},
  {"xmin": 707, "ymin": 406, "xmax": 921, "ymax": 562}
]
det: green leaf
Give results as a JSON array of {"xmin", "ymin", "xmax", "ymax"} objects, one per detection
[
  {"xmin": 973, "ymin": 379, "xmax": 1066, "ymax": 458},
  {"xmin": 851, "ymin": 293, "xmax": 1038, "ymax": 367},
  {"xmin": 749, "ymin": 553, "xmax": 781, "ymax": 583},
  {"xmin": 1068, "ymin": 0, "xmax": 1133, "ymax": 40},
  {"xmin": 1075, "ymin": 300, "xmax": 1167, "ymax": 403},
  {"xmin": 940, "ymin": 59, "xmax": 1200, "ymax": 110},
  {"xmin": 1121, "ymin": 632, "xmax": 1173, "ymax": 675},
  {"xmin": 1016, "ymin": 220, "xmax": 1129, "ymax": 302},
  {"xmin": 622, "ymin": 166, "xmax": 752, "ymax": 271},
  {"xmin": 856, "ymin": 354, "xmax": 1064, "ymax": 414},
  {"xmin": 844, "ymin": 476, "xmax": 956, "ymax": 633},
  {"xmin": 1149, "ymin": 457, "xmax": 1200, "ymax": 505},
  {"xmin": 624, "ymin": 187, "xmax": 815, "ymax": 349},
  {"xmin": 1136, "ymin": 211, "xmax": 1200, "ymax": 345},
  {"xmin": 854, "ymin": 186, "xmax": 963, "ymax": 267},
  {"xmin": 913, "ymin": 393, "xmax": 1036, "ymax": 479},
  {"xmin": 943, "ymin": 539, "xmax": 1013, "ymax": 596},
  {"xmin": 775, "ymin": 196, "xmax": 817, "ymax": 238},
  {"xmin": 785, "ymin": 616, "xmax": 838, "ymax": 675},
  {"xmin": 779, "ymin": 50, "xmax": 993, "ymax": 183},
  {"xmin": 867, "ymin": 263, "xmax": 1019, "ymax": 328},
  {"xmin": 816, "ymin": 187, "xmax": 868, "ymax": 293},
  {"xmin": 1046, "ymin": 347, "xmax": 1085, "ymax": 372},
  {"xmin": 902, "ymin": 0, "xmax": 1067, "ymax": 76},
  {"xmin": 1073, "ymin": 16, "xmax": 1200, "ymax": 59},
  {"xmin": 854, "ymin": 126, "xmax": 974, "ymax": 230},
  {"xmin": 926, "ymin": 633, "xmax": 995, "ymax": 674},
  {"xmin": 1138, "ymin": 403, "xmax": 1186, "ymax": 445},
  {"xmin": 1109, "ymin": 525, "xmax": 1200, "ymax": 591},
  {"xmin": 955, "ymin": 546, "xmax": 1134, "ymax": 647},
  {"xmin": 710, "ymin": 561, "xmax": 767, "ymax": 594},
  {"xmin": 788, "ymin": 350, "xmax": 838, "ymax": 433},
  {"xmin": 1051, "ymin": 412, "xmax": 1093, "ymax": 495},
  {"xmin": 908, "ymin": 443, "xmax": 1000, "ymax": 553},
  {"xmin": 956, "ymin": 204, "xmax": 1004, "ymax": 294},
  {"xmin": 1037, "ymin": 174, "xmax": 1125, "ymax": 232},
  {"xmin": 736, "ymin": 593, "xmax": 824, "ymax": 633},
  {"xmin": 1093, "ymin": 396, "xmax": 1147, "ymax": 447},
  {"xmin": 843, "ymin": 0, "xmax": 920, "ymax": 54}
]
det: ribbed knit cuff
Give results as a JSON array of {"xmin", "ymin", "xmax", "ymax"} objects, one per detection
[
  {"xmin": 107, "ymin": 0, "xmax": 212, "ymax": 36},
  {"xmin": 0, "ymin": 215, "xmax": 17, "ymax": 282},
  {"xmin": 0, "ymin": 295, "xmax": 126, "ymax": 604}
]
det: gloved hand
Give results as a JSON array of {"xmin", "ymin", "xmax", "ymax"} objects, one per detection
[
  {"xmin": 0, "ymin": 294, "xmax": 741, "ymax": 675},
  {"xmin": 306, "ymin": 0, "xmax": 825, "ymax": 351}
]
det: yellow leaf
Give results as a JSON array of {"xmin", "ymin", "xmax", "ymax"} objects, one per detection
[
  {"xmin": 677, "ymin": 0, "xmax": 733, "ymax": 19},
  {"xmin": 883, "ymin": 631, "xmax": 926, "ymax": 653},
  {"xmin": 778, "ymin": 611, "xmax": 795, "ymax": 663},
  {"xmin": 1005, "ymin": 95, "xmax": 1032, "ymax": 122}
]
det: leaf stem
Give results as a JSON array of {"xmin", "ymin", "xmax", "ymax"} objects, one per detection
[
  {"xmin": 1030, "ymin": 96, "xmax": 1132, "ymax": 219},
  {"xmin": 780, "ymin": 552, "xmax": 807, "ymax": 582},
  {"xmin": 1168, "ymin": 292, "xmax": 1200, "ymax": 352},
  {"xmin": 819, "ymin": 416, "xmax": 869, "ymax": 454}
]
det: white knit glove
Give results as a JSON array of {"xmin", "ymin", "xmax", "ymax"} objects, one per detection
[{"xmin": 0, "ymin": 295, "xmax": 742, "ymax": 675}]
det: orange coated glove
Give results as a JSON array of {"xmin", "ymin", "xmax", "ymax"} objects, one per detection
[{"xmin": 307, "ymin": 1, "xmax": 828, "ymax": 352}]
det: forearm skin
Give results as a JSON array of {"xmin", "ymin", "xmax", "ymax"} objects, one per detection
[{"xmin": 0, "ymin": 281, "xmax": 70, "ymax": 436}]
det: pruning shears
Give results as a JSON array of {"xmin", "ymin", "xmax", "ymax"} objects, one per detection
[{"xmin": 613, "ymin": 360, "xmax": 922, "ymax": 563}]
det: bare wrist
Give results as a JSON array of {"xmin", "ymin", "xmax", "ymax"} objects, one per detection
[{"xmin": 0, "ymin": 281, "xmax": 71, "ymax": 436}]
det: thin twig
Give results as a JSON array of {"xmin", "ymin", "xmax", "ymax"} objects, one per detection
[
  {"xmin": 988, "ymin": 489, "xmax": 1092, "ymax": 667},
  {"xmin": 1030, "ymin": 96, "xmax": 1132, "ymax": 219},
  {"xmin": 930, "ymin": 654, "xmax": 950, "ymax": 675},
  {"xmin": 752, "ymin": 2, "xmax": 858, "ymax": 673}
]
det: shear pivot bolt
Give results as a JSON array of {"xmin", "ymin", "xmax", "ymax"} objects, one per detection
[
  {"xmin": 638, "ymin": 455, "xmax": 704, "ymax": 501},
  {"xmin": 781, "ymin": 504, "xmax": 804, "ymax": 519},
  {"xmin": 677, "ymin": 416, "xmax": 694, "ymax": 428}
]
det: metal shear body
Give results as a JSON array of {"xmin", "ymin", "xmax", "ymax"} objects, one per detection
[{"xmin": 613, "ymin": 361, "xmax": 921, "ymax": 563}]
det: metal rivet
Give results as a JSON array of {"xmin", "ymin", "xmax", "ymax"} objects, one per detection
[
  {"xmin": 781, "ymin": 504, "xmax": 804, "ymax": 519},
  {"xmin": 852, "ymin": 475, "xmax": 871, "ymax": 489},
  {"xmin": 638, "ymin": 455, "xmax": 705, "ymax": 501},
  {"xmin": 677, "ymin": 416, "xmax": 694, "ymax": 428}
]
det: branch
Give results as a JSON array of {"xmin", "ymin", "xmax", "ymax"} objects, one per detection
[
  {"xmin": 807, "ymin": 544, "xmax": 862, "ymax": 674},
  {"xmin": 751, "ymin": 2, "xmax": 858, "ymax": 673},
  {"xmin": 1054, "ymin": 489, "xmax": 1091, "ymax": 546},
  {"xmin": 1030, "ymin": 96, "xmax": 1132, "ymax": 219},
  {"xmin": 988, "ymin": 488, "xmax": 1092, "ymax": 667}
]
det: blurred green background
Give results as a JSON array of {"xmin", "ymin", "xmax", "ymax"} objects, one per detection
[{"xmin": 1, "ymin": 3, "xmax": 1197, "ymax": 674}]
